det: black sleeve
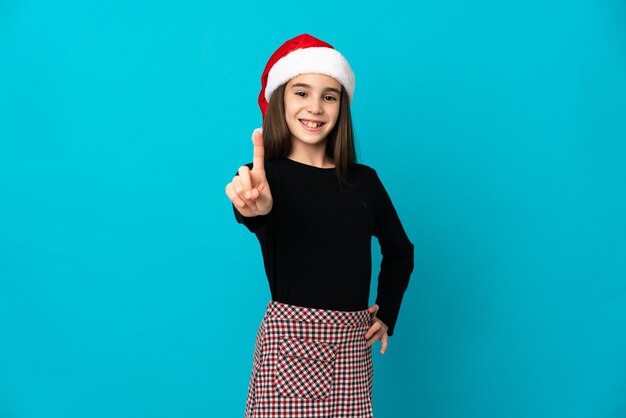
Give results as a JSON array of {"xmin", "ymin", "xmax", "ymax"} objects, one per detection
[
  {"xmin": 231, "ymin": 162, "xmax": 271, "ymax": 233},
  {"xmin": 233, "ymin": 204, "xmax": 270, "ymax": 233},
  {"xmin": 371, "ymin": 169, "xmax": 414, "ymax": 336}
]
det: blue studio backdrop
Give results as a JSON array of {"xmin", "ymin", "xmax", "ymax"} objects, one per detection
[{"xmin": 1, "ymin": 1, "xmax": 625, "ymax": 417}]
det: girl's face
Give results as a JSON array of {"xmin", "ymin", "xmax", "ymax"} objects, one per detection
[{"xmin": 283, "ymin": 73, "xmax": 342, "ymax": 149}]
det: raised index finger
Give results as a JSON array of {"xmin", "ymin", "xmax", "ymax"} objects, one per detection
[{"xmin": 251, "ymin": 128, "xmax": 265, "ymax": 173}]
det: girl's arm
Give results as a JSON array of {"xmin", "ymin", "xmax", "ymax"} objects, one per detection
[{"xmin": 372, "ymin": 170, "xmax": 415, "ymax": 337}]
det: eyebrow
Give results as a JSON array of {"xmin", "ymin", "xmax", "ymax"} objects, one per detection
[{"xmin": 290, "ymin": 83, "xmax": 341, "ymax": 95}]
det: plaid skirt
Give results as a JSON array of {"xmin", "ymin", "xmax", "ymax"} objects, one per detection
[{"xmin": 245, "ymin": 300, "xmax": 374, "ymax": 418}]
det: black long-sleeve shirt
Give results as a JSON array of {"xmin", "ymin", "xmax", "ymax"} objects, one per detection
[{"xmin": 233, "ymin": 157, "xmax": 414, "ymax": 336}]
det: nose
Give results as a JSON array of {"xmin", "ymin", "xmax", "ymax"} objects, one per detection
[{"xmin": 307, "ymin": 98, "xmax": 324, "ymax": 115}]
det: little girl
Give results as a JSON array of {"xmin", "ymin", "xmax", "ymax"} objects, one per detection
[{"xmin": 225, "ymin": 34, "xmax": 414, "ymax": 418}]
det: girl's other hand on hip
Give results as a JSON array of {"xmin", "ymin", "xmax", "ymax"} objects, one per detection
[{"xmin": 365, "ymin": 303, "xmax": 389, "ymax": 354}]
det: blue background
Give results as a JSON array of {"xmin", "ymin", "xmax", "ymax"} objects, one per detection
[{"xmin": 1, "ymin": 0, "xmax": 625, "ymax": 417}]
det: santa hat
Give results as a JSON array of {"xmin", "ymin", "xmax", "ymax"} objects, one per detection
[{"xmin": 258, "ymin": 34, "xmax": 355, "ymax": 118}]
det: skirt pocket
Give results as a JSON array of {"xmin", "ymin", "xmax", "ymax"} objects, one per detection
[{"xmin": 275, "ymin": 337, "xmax": 337, "ymax": 399}]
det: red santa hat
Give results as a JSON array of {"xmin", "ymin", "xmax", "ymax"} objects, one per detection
[{"xmin": 258, "ymin": 34, "xmax": 355, "ymax": 118}]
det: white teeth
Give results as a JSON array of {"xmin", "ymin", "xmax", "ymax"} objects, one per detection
[{"xmin": 302, "ymin": 120, "xmax": 321, "ymax": 128}]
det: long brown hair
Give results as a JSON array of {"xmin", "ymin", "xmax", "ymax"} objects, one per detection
[{"xmin": 262, "ymin": 83, "xmax": 357, "ymax": 188}]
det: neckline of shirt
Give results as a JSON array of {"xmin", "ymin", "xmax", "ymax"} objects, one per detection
[{"xmin": 284, "ymin": 157, "xmax": 336, "ymax": 171}]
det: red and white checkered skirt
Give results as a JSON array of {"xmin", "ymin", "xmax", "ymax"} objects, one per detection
[{"xmin": 245, "ymin": 300, "xmax": 374, "ymax": 418}]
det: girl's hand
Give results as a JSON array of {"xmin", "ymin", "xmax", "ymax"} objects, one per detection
[
  {"xmin": 365, "ymin": 304, "xmax": 389, "ymax": 354},
  {"xmin": 225, "ymin": 129, "xmax": 273, "ymax": 217}
]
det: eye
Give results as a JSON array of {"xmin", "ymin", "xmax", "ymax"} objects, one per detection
[
  {"xmin": 295, "ymin": 91, "xmax": 307, "ymax": 97},
  {"xmin": 324, "ymin": 95, "xmax": 338, "ymax": 101}
]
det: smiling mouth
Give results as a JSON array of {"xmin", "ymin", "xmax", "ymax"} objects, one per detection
[{"xmin": 299, "ymin": 119, "xmax": 325, "ymax": 129}]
